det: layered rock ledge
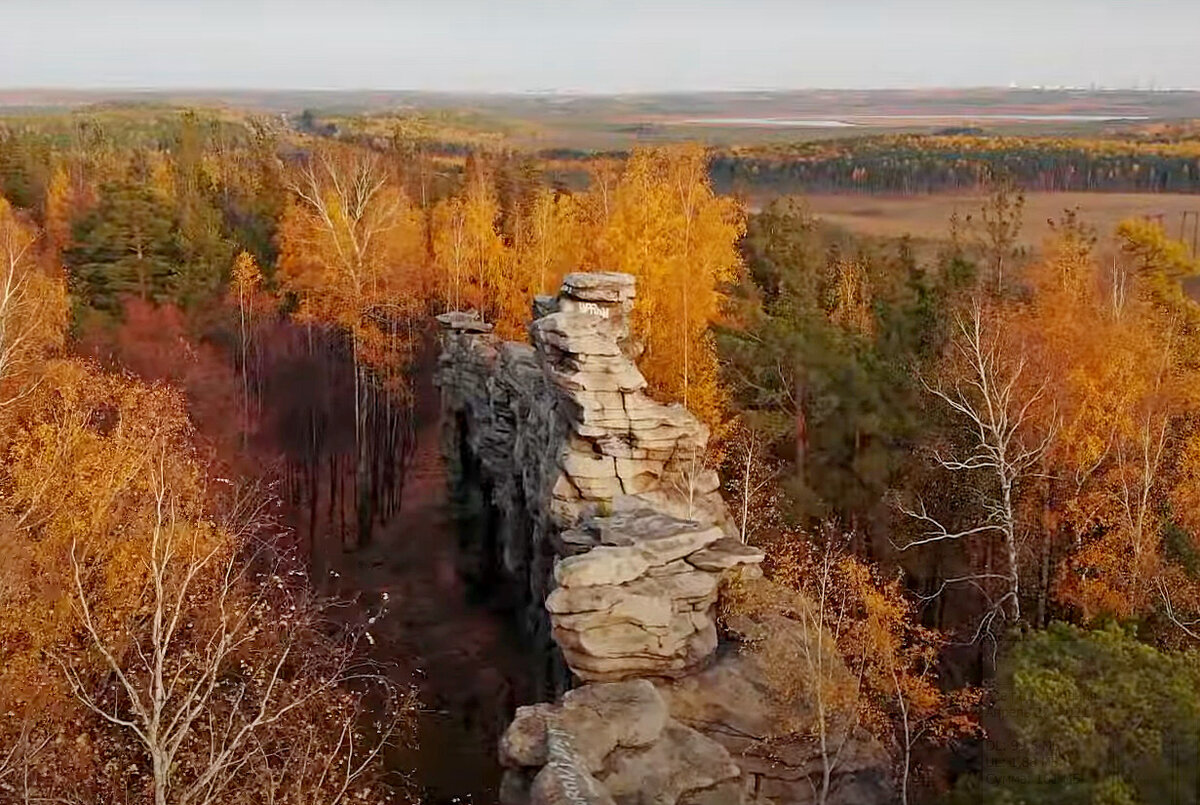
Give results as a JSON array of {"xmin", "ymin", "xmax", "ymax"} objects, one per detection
[
  {"xmin": 436, "ymin": 273, "xmax": 891, "ymax": 804},
  {"xmin": 435, "ymin": 271, "xmax": 736, "ymax": 659}
]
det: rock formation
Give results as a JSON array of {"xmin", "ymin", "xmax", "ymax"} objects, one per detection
[
  {"xmin": 436, "ymin": 271, "xmax": 733, "ymax": 648},
  {"xmin": 436, "ymin": 273, "xmax": 892, "ymax": 804},
  {"xmin": 549, "ymin": 507, "xmax": 764, "ymax": 683}
]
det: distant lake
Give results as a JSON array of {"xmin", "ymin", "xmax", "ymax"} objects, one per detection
[
  {"xmin": 675, "ymin": 118, "xmax": 857, "ymax": 127},
  {"xmin": 671, "ymin": 114, "xmax": 1152, "ymax": 127}
]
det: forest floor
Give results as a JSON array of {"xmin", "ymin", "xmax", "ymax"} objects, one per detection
[
  {"xmin": 800, "ymin": 191, "xmax": 1200, "ymax": 247},
  {"xmin": 324, "ymin": 348, "xmax": 536, "ymax": 805}
]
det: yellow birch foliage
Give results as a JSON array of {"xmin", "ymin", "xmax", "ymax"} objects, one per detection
[
  {"xmin": 0, "ymin": 196, "xmax": 69, "ymax": 404},
  {"xmin": 231, "ymin": 249, "xmax": 263, "ymax": 303},
  {"xmin": 430, "ymin": 157, "xmax": 529, "ymax": 337},
  {"xmin": 431, "ymin": 193, "xmax": 470, "ymax": 310},
  {"xmin": 43, "ymin": 165, "xmax": 73, "ymax": 253},
  {"xmin": 588, "ymin": 145, "xmax": 745, "ymax": 427},
  {"xmin": 1020, "ymin": 222, "xmax": 1200, "ymax": 623},
  {"xmin": 0, "ymin": 360, "xmax": 209, "ymax": 750},
  {"xmin": 277, "ymin": 145, "xmax": 427, "ymax": 372},
  {"xmin": 519, "ymin": 186, "xmax": 585, "ymax": 298},
  {"xmin": 0, "ymin": 357, "xmax": 408, "ymax": 803},
  {"xmin": 829, "ymin": 256, "xmax": 875, "ymax": 336},
  {"xmin": 427, "ymin": 146, "xmax": 742, "ymax": 417}
]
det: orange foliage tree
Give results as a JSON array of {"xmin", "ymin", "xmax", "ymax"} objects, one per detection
[
  {"xmin": 426, "ymin": 145, "xmax": 743, "ymax": 425},
  {"xmin": 517, "ymin": 185, "xmax": 585, "ymax": 299},
  {"xmin": 430, "ymin": 155, "xmax": 528, "ymax": 337},
  {"xmin": 278, "ymin": 144, "xmax": 427, "ymax": 372},
  {"xmin": 0, "ymin": 196, "xmax": 68, "ymax": 404},
  {"xmin": 278, "ymin": 144, "xmax": 428, "ymax": 542},
  {"xmin": 0, "ymin": 203, "xmax": 411, "ymax": 802},
  {"xmin": 727, "ymin": 529, "xmax": 978, "ymax": 805},
  {"xmin": 992, "ymin": 215, "xmax": 1200, "ymax": 636},
  {"xmin": 586, "ymin": 145, "xmax": 745, "ymax": 426},
  {"xmin": 0, "ymin": 357, "xmax": 411, "ymax": 804}
]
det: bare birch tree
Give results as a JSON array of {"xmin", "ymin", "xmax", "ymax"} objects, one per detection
[
  {"xmin": 57, "ymin": 452, "xmax": 408, "ymax": 805},
  {"xmin": 899, "ymin": 300, "xmax": 1056, "ymax": 630}
]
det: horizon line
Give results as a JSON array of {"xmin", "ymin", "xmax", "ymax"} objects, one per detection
[{"xmin": 4, "ymin": 85, "xmax": 1200, "ymax": 97}]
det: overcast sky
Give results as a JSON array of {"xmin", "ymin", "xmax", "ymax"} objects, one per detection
[{"xmin": 2, "ymin": 0, "xmax": 1196, "ymax": 93}]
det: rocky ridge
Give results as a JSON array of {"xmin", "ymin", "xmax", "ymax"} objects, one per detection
[{"xmin": 436, "ymin": 273, "xmax": 891, "ymax": 804}]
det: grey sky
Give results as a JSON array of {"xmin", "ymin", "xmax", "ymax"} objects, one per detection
[{"xmin": 2, "ymin": 0, "xmax": 1196, "ymax": 92}]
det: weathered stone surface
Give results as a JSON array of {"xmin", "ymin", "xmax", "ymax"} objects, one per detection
[
  {"xmin": 532, "ymin": 294, "xmax": 559, "ymax": 319},
  {"xmin": 561, "ymin": 450, "xmax": 619, "ymax": 479},
  {"xmin": 530, "ymin": 763, "xmax": 616, "ymax": 805},
  {"xmin": 686, "ymin": 539, "xmax": 766, "ymax": 571},
  {"xmin": 598, "ymin": 722, "xmax": 741, "ymax": 805},
  {"xmin": 676, "ymin": 779, "xmax": 747, "ymax": 805},
  {"xmin": 646, "ymin": 559, "xmax": 696, "ymax": 577},
  {"xmin": 543, "ymin": 506, "xmax": 738, "ymax": 682},
  {"xmin": 555, "ymin": 546, "xmax": 651, "ymax": 588},
  {"xmin": 532, "ymin": 312, "xmax": 624, "ymax": 357},
  {"xmin": 501, "ymin": 703, "xmax": 556, "ymax": 767},
  {"xmin": 589, "ymin": 511, "xmax": 723, "ymax": 565},
  {"xmin": 553, "ymin": 594, "xmax": 673, "ymax": 631},
  {"xmin": 552, "ymin": 526, "xmax": 599, "ymax": 557},
  {"xmin": 561, "ymin": 680, "xmax": 669, "ymax": 762},
  {"xmin": 546, "ymin": 583, "xmax": 631, "ymax": 614},
  {"xmin": 554, "ymin": 621, "xmax": 679, "ymax": 661},
  {"xmin": 440, "ymin": 273, "xmax": 886, "ymax": 803},
  {"xmin": 628, "ymin": 572, "xmax": 719, "ymax": 607}
]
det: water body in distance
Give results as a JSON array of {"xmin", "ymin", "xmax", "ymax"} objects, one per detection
[{"xmin": 671, "ymin": 114, "xmax": 1152, "ymax": 127}]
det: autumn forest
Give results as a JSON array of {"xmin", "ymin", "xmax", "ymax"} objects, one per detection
[{"xmin": 2, "ymin": 91, "xmax": 1200, "ymax": 805}]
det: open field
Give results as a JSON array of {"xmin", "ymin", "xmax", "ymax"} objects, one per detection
[
  {"xmin": 802, "ymin": 191, "xmax": 1200, "ymax": 246},
  {"xmin": 5, "ymin": 87, "xmax": 1200, "ymax": 150}
]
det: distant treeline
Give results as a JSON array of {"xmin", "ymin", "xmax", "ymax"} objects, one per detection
[{"xmin": 709, "ymin": 135, "xmax": 1200, "ymax": 195}]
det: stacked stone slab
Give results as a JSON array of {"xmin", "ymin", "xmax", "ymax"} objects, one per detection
[
  {"xmin": 549, "ymin": 506, "xmax": 763, "ymax": 682},
  {"xmin": 528, "ymin": 272, "xmax": 727, "ymax": 529},
  {"xmin": 436, "ymin": 273, "xmax": 736, "ymax": 640},
  {"xmin": 437, "ymin": 273, "xmax": 892, "ymax": 804}
]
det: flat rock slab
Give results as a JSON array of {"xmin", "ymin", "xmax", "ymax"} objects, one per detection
[
  {"xmin": 562, "ymin": 271, "xmax": 636, "ymax": 303},
  {"xmin": 553, "ymin": 593, "xmax": 674, "ymax": 631},
  {"xmin": 436, "ymin": 310, "xmax": 494, "ymax": 332},
  {"xmin": 555, "ymin": 546, "xmax": 651, "ymax": 588},
  {"xmin": 686, "ymin": 539, "xmax": 765, "ymax": 571}
]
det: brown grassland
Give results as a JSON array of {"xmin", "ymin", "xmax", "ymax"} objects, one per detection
[{"xmin": 801, "ymin": 191, "xmax": 1200, "ymax": 247}]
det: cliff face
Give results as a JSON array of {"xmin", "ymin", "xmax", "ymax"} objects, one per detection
[
  {"xmin": 435, "ymin": 273, "xmax": 892, "ymax": 805},
  {"xmin": 435, "ymin": 271, "xmax": 734, "ymax": 659}
]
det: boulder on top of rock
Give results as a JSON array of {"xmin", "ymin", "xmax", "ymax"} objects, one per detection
[
  {"xmin": 562, "ymin": 680, "xmax": 668, "ymax": 753},
  {"xmin": 561, "ymin": 271, "xmax": 636, "ymax": 303},
  {"xmin": 532, "ymin": 294, "xmax": 559, "ymax": 319},
  {"xmin": 685, "ymin": 538, "xmax": 765, "ymax": 571},
  {"xmin": 500, "ymin": 681, "xmax": 670, "ymax": 775},
  {"xmin": 436, "ymin": 310, "xmax": 493, "ymax": 332}
]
